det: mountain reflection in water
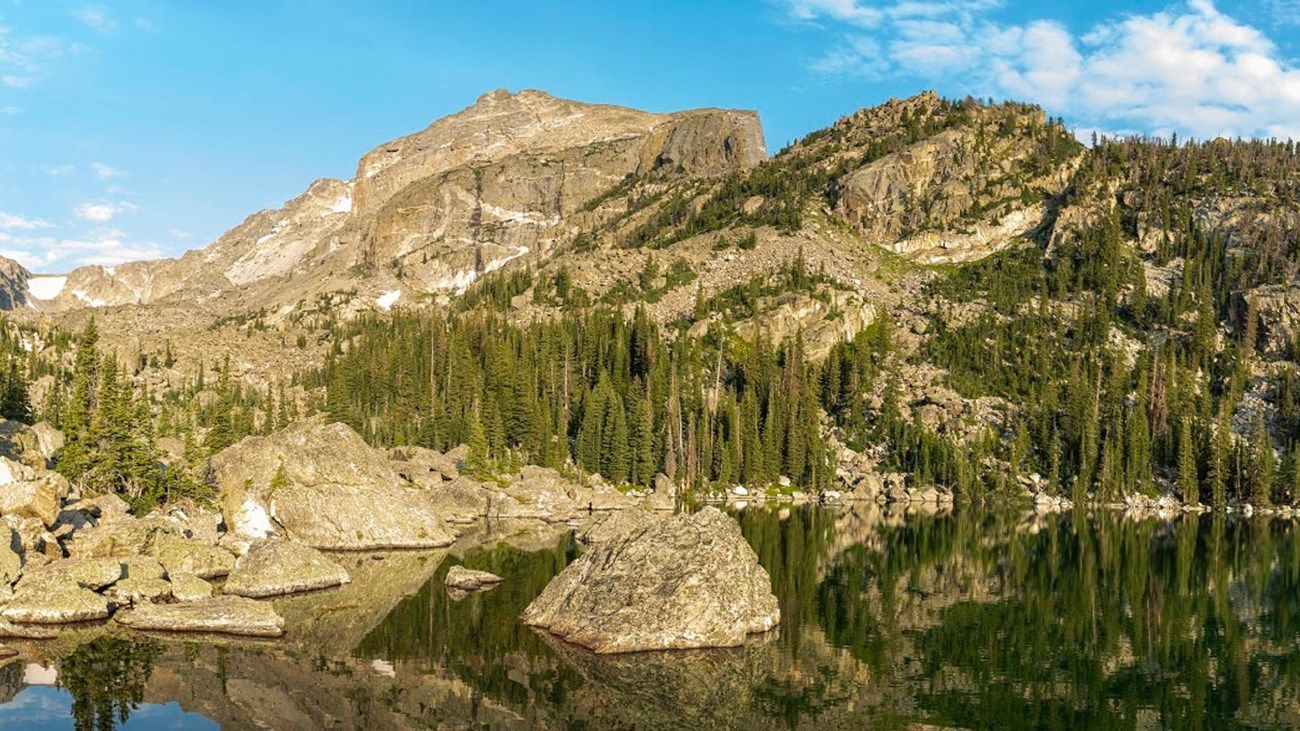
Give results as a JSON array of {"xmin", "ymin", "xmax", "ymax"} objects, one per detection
[{"xmin": 3, "ymin": 505, "xmax": 1300, "ymax": 729}]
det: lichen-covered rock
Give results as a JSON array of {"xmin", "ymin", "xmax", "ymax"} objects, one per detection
[
  {"xmin": 0, "ymin": 458, "xmax": 66, "ymax": 527},
  {"xmin": 0, "ymin": 419, "xmax": 61, "ymax": 470},
  {"xmin": 522, "ymin": 508, "xmax": 780, "ymax": 653},
  {"xmin": 578, "ymin": 509, "xmax": 661, "ymax": 545},
  {"xmin": 223, "ymin": 540, "xmax": 350, "ymax": 598},
  {"xmin": 212, "ymin": 421, "xmax": 456, "ymax": 550},
  {"xmin": 0, "ymin": 526, "xmax": 21, "ymax": 587},
  {"xmin": 105, "ymin": 556, "xmax": 172, "ymax": 605},
  {"xmin": 115, "ymin": 595, "xmax": 284, "ymax": 637},
  {"xmin": 1, "ymin": 580, "xmax": 113, "ymax": 624},
  {"xmin": 63, "ymin": 514, "xmax": 181, "ymax": 559},
  {"xmin": 169, "ymin": 573, "xmax": 213, "ymax": 602},
  {"xmin": 151, "ymin": 533, "xmax": 235, "ymax": 579},
  {"xmin": 20, "ymin": 557, "xmax": 123, "ymax": 590},
  {"xmin": 444, "ymin": 565, "xmax": 503, "ymax": 592}
]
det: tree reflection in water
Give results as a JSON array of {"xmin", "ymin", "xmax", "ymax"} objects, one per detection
[{"xmin": 59, "ymin": 635, "xmax": 162, "ymax": 731}]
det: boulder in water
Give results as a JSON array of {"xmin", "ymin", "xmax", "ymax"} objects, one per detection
[
  {"xmin": 223, "ymin": 540, "xmax": 350, "ymax": 598},
  {"xmin": 115, "ymin": 595, "xmax": 284, "ymax": 637},
  {"xmin": 444, "ymin": 565, "xmax": 503, "ymax": 592},
  {"xmin": 521, "ymin": 507, "xmax": 780, "ymax": 653}
]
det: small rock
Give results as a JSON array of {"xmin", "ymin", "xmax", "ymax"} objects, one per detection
[
  {"xmin": 223, "ymin": 540, "xmax": 350, "ymax": 598},
  {"xmin": 169, "ymin": 573, "xmax": 213, "ymax": 602},
  {"xmin": 115, "ymin": 595, "xmax": 284, "ymax": 637},
  {"xmin": 444, "ymin": 565, "xmax": 504, "ymax": 592}
]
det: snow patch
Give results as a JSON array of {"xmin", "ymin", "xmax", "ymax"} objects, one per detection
[
  {"xmin": 70, "ymin": 290, "xmax": 105, "ymax": 308},
  {"xmin": 483, "ymin": 245, "xmax": 529, "ymax": 275},
  {"xmin": 328, "ymin": 193, "xmax": 352, "ymax": 215},
  {"xmin": 236, "ymin": 498, "xmax": 275, "ymax": 539},
  {"xmin": 371, "ymin": 659, "xmax": 396, "ymax": 678},
  {"xmin": 376, "ymin": 289, "xmax": 401, "ymax": 310},
  {"xmin": 0, "ymin": 460, "xmax": 14, "ymax": 485},
  {"xmin": 26, "ymin": 276, "xmax": 67, "ymax": 300}
]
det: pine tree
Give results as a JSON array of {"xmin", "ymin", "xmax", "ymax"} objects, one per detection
[
  {"xmin": 1177, "ymin": 418, "xmax": 1199, "ymax": 505},
  {"xmin": 465, "ymin": 409, "xmax": 491, "ymax": 479}
]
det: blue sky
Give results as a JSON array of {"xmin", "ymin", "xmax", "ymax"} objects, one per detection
[{"xmin": 0, "ymin": 0, "xmax": 1298, "ymax": 273}]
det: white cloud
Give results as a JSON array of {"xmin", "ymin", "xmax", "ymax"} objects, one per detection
[
  {"xmin": 91, "ymin": 162, "xmax": 124, "ymax": 180},
  {"xmin": 41, "ymin": 164, "xmax": 75, "ymax": 176},
  {"xmin": 0, "ymin": 229, "xmax": 165, "ymax": 271},
  {"xmin": 74, "ymin": 200, "xmax": 137, "ymax": 223},
  {"xmin": 1, "ymin": 74, "xmax": 32, "ymax": 88},
  {"xmin": 0, "ymin": 213, "xmax": 52, "ymax": 230},
  {"xmin": 790, "ymin": 0, "xmax": 1300, "ymax": 140},
  {"xmin": 0, "ymin": 105, "xmax": 20, "ymax": 115},
  {"xmin": 70, "ymin": 7, "xmax": 117, "ymax": 34}
]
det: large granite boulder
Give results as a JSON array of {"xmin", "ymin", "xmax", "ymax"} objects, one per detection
[
  {"xmin": 151, "ymin": 533, "xmax": 235, "ymax": 579},
  {"xmin": 0, "ymin": 527, "xmax": 21, "ymax": 587},
  {"xmin": 114, "ymin": 596, "xmax": 284, "ymax": 637},
  {"xmin": 578, "ymin": 509, "xmax": 660, "ymax": 545},
  {"xmin": 521, "ymin": 508, "xmax": 780, "ymax": 653},
  {"xmin": 0, "ymin": 457, "xmax": 67, "ymax": 527},
  {"xmin": 62, "ymin": 514, "xmax": 181, "ymax": 559},
  {"xmin": 1, "ymin": 583, "xmax": 111, "ymax": 623},
  {"xmin": 223, "ymin": 540, "xmax": 350, "ymax": 598},
  {"xmin": 0, "ymin": 419, "xmax": 61, "ymax": 470},
  {"xmin": 212, "ymin": 420, "xmax": 455, "ymax": 550}
]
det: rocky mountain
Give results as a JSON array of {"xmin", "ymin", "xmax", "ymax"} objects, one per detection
[{"xmin": 8, "ymin": 89, "xmax": 764, "ymax": 318}]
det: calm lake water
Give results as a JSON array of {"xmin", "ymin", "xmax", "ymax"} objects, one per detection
[{"xmin": 3, "ymin": 504, "xmax": 1300, "ymax": 730}]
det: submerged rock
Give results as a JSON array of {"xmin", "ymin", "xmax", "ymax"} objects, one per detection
[
  {"xmin": 223, "ymin": 540, "xmax": 350, "ymax": 598},
  {"xmin": 521, "ymin": 507, "xmax": 780, "ymax": 653},
  {"xmin": 212, "ymin": 421, "xmax": 456, "ymax": 550},
  {"xmin": 444, "ymin": 565, "xmax": 503, "ymax": 592},
  {"xmin": 115, "ymin": 595, "xmax": 285, "ymax": 637}
]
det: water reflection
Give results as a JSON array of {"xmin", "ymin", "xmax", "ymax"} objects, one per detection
[
  {"xmin": 60, "ymin": 636, "xmax": 161, "ymax": 731},
  {"xmin": 4, "ymin": 506, "xmax": 1300, "ymax": 729}
]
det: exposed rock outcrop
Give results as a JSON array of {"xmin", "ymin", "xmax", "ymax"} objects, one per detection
[
  {"xmin": 212, "ymin": 420, "xmax": 455, "ymax": 550},
  {"xmin": 521, "ymin": 507, "xmax": 779, "ymax": 653}
]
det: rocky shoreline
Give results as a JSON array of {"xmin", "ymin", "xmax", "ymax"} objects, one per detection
[{"xmin": 0, "ymin": 413, "xmax": 1290, "ymax": 656}]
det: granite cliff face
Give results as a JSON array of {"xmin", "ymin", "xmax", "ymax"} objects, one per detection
[{"xmin": 10, "ymin": 89, "xmax": 765, "ymax": 315}]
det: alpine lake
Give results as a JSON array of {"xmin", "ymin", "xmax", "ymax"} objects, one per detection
[{"xmin": 2, "ymin": 502, "xmax": 1300, "ymax": 730}]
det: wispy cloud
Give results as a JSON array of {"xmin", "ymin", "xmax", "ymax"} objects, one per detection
[
  {"xmin": 74, "ymin": 200, "xmax": 137, "ymax": 223},
  {"xmin": 70, "ymin": 6, "xmax": 117, "ymax": 34},
  {"xmin": 0, "ymin": 212, "xmax": 52, "ymax": 230},
  {"xmin": 0, "ymin": 26, "xmax": 86, "ymax": 90},
  {"xmin": 91, "ymin": 162, "xmax": 125, "ymax": 181},
  {"xmin": 0, "ymin": 229, "xmax": 165, "ymax": 270},
  {"xmin": 41, "ymin": 164, "xmax": 75, "ymax": 176},
  {"xmin": 786, "ymin": 0, "xmax": 1300, "ymax": 140}
]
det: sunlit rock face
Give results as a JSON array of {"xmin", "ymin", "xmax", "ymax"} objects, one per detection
[
  {"xmin": 6, "ymin": 89, "xmax": 765, "ymax": 317},
  {"xmin": 521, "ymin": 507, "xmax": 780, "ymax": 653}
]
